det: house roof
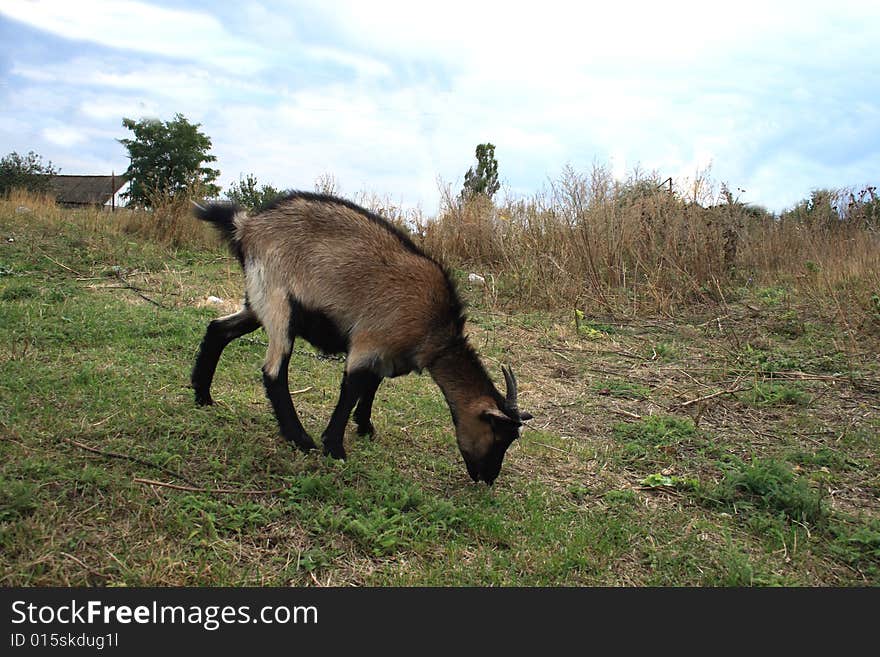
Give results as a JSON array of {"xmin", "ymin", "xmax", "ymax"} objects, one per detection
[{"xmin": 48, "ymin": 174, "xmax": 127, "ymax": 205}]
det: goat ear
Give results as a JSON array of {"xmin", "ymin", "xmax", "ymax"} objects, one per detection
[
  {"xmin": 480, "ymin": 407, "xmax": 522, "ymax": 427},
  {"xmin": 519, "ymin": 411, "xmax": 534, "ymax": 422}
]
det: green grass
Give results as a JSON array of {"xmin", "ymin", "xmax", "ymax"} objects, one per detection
[
  {"xmin": 756, "ymin": 286, "xmax": 789, "ymax": 306},
  {"xmin": 786, "ymin": 447, "xmax": 858, "ymax": 473},
  {"xmin": 706, "ymin": 458, "xmax": 827, "ymax": 525},
  {"xmin": 649, "ymin": 341, "xmax": 679, "ymax": 361},
  {"xmin": 595, "ymin": 379, "xmax": 650, "ymax": 400},
  {"xmin": 610, "ymin": 415, "xmax": 707, "ymax": 470},
  {"xmin": 828, "ymin": 518, "xmax": 880, "ymax": 579},
  {"xmin": 612, "ymin": 415, "xmax": 698, "ymax": 445},
  {"xmin": 736, "ymin": 342, "xmax": 848, "ymax": 376},
  {"xmin": 1, "ymin": 202, "xmax": 879, "ymax": 586},
  {"xmin": 740, "ymin": 382, "xmax": 810, "ymax": 407}
]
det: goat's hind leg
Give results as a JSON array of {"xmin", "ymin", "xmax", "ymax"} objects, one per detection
[{"xmin": 192, "ymin": 305, "xmax": 260, "ymax": 405}]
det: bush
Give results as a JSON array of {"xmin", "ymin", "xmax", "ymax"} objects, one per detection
[
  {"xmin": 224, "ymin": 173, "xmax": 282, "ymax": 210},
  {"xmin": 710, "ymin": 458, "xmax": 826, "ymax": 525},
  {"xmin": 0, "ymin": 151, "xmax": 59, "ymax": 196}
]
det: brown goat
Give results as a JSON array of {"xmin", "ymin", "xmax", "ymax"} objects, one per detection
[{"xmin": 191, "ymin": 192, "xmax": 531, "ymax": 485}]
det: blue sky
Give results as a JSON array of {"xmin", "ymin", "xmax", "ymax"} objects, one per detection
[{"xmin": 1, "ymin": 0, "xmax": 878, "ymax": 213}]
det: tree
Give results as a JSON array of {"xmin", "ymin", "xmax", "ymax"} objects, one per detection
[
  {"xmin": 118, "ymin": 113, "xmax": 220, "ymax": 207},
  {"xmin": 781, "ymin": 189, "xmax": 840, "ymax": 226},
  {"xmin": 0, "ymin": 151, "xmax": 59, "ymax": 196},
  {"xmin": 224, "ymin": 173, "xmax": 282, "ymax": 210},
  {"xmin": 461, "ymin": 143, "xmax": 500, "ymax": 201}
]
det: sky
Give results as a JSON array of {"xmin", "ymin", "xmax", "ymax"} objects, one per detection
[{"xmin": 1, "ymin": 0, "xmax": 878, "ymax": 214}]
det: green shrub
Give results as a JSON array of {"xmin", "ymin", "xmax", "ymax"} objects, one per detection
[{"xmin": 709, "ymin": 458, "xmax": 826, "ymax": 525}]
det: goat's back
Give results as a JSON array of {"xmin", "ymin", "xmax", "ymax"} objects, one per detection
[{"xmin": 237, "ymin": 193, "xmax": 461, "ymax": 357}]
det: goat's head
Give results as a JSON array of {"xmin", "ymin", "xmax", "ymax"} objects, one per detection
[{"xmin": 455, "ymin": 365, "xmax": 533, "ymax": 486}]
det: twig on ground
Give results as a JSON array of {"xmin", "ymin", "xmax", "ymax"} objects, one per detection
[
  {"xmin": 59, "ymin": 551, "xmax": 105, "ymax": 579},
  {"xmin": 584, "ymin": 366, "xmax": 629, "ymax": 378},
  {"xmin": 696, "ymin": 314, "xmax": 730, "ymax": 328},
  {"xmin": 524, "ymin": 437, "xmax": 570, "ymax": 454},
  {"xmin": 133, "ymin": 478, "xmax": 286, "ymax": 496},
  {"xmin": 113, "ymin": 270, "xmax": 169, "ymax": 309},
  {"xmin": 103, "ymin": 284, "xmax": 180, "ymax": 296},
  {"xmin": 62, "ymin": 437, "xmax": 198, "ymax": 487},
  {"xmin": 673, "ymin": 367, "xmax": 715, "ymax": 389},
  {"xmin": 671, "ymin": 383, "xmax": 752, "ymax": 409},
  {"xmin": 606, "ymin": 349, "xmax": 644, "ymax": 361},
  {"xmin": 749, "ymin": 370, "xmax": 879, "ymax": 389},
  {"xmin": 40, "ymin": 251, "xmax": 83, "ymax": 276}
]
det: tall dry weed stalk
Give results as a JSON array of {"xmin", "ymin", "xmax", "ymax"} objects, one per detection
[
  {"xmin": 5, "ymin": 168, "xmax": 878, "ymax": 328},
  {"xmin": 120, "ymin": 182, "xmax": 219, "ymax": 248},
  {"xmin": 422, "ymin": 165, "xmax": 741, "ymax": 313},
  {"xmin": 420, "ymin": 165, "xmax": 880, "ymax": 326},
  {"xmin": 4, "ymin": 188, "xmax": 114, "ymax": 236},
  {"xmin": 2, "ymin": 185, "xmax": 222, "ymax": 252}
]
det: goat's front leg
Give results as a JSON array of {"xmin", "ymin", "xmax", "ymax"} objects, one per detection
[
  {"xmin": 262, "ymin": 340, "xmax": 317, "ymax": 453},
  {"xmin": 322, "ymin": 369, "xmax": 381, "ymax": 459},
  {"xmin": 352, "ymin": 376, "xmax": 382, "ymax": 437}
]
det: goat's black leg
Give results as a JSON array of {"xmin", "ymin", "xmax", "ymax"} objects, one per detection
[
  {"xmin": 352, "ymin": 376, "xmax": 382, "ymax": 437},
  {"xmin": 262, "ymin": 349, "xmax": 317, "ymax": 452},
  {"xmin": 192, "ymin": 307, "xmax": 261, "ymax": 405},
  {"xmin": 322, "ymin": 369, "xmax": 381, "ymax": 459}
]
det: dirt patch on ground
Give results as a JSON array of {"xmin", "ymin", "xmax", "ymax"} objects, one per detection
[{"xmin": 466, "ymin": 303, "xmax": 880, "ymax": 517}]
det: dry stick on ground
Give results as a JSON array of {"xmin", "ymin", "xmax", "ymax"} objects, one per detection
[
  {"xmin": 773, "ymin": 371, "xmax": 880, "ymax": 393},
  {"xmin": 59, "ymin": 551, "xmax": 106, "ymax": 580},
  {"xmin": 522, "ymin": 431, "xmax": 570, "ymax": 455},
  {"xmin": 104, "ymin": 284, "xmax": 180, "ymax": 296},
  {"xmin": 670, "ymin": 382, "xmax": 753, "ymax": 410},
  {"xmin": 37, "ymin": 249, "xmax": 84, "ymax": 276},
  {"xmin": 113, "ymin": 270, "xmax": 170, "ymax": 309},
  {"xmin": 133, "ymin": 478, "xmax": 286, "ymax": 496},
  {"xmin": 611, "ymin": 409, "xmax": 642, "ymax": 420},
  {"xmin": 62, "ymin": 437, "xmax": 198, "ymax": 487}
]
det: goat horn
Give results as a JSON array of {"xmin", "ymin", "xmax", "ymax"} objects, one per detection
[{"xmin": 502, "ymin": 365, "xmax": 518, "ymax": 412}]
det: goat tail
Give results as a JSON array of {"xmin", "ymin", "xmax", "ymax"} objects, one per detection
[
  {"xmin": 192, "ymin": 201, "xmax": 245, "ymax": 265},
  {"xmin": 192, "ymin": 201, "xmax": 240, "ymax": 242}
]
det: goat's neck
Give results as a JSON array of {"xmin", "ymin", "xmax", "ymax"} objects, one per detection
[{"xmin": 427, "ymin": 340, "xmax": 497, "ymax": 419}]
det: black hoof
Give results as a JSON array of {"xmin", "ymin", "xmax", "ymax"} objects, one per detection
[
  {"xmin": 282, "ymin": 431, "xmax": 317, "ymax": 453},
  {"xmin": 356, "ymin": 421, "xmax": 375, "ymax": 437},
  {"xmin": 194, "ymin": 391, "xmax": 214, "ymax": 406},
  {"xmin": 322, "ymin": 438, "xmax": 346, "ymax": 460},
  {"xmin": 294, "ymin": 435, "xmax": 318, "ymax": 453}
]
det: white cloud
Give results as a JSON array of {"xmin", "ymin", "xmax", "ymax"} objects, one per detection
[
  {"xmin": 2, "ymin": 0, "xmax": 878, "ymax": 212},
  {"xmin": 303, "ymin": 46, "xmax": 391, "ymax": 78},
  {"xmin": 42, "ymin": 125, "xmax": 87, "ymax": 147},
  {"xmin": 13, "ymin": 59, "xmax": 220, "ymax": 97},
  {"xmin": 1, "ymin": 0, "xmax": 265, "ymax": 72},
  {"xmin": 78, "ymin": 97, "xmax": 162, "ymax": 122},
  {"xmin": 209, "ymin": 84, "xmax": 438, "ymax": 199}
]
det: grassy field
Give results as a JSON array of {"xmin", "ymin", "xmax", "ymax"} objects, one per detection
[{"xmin": 1, "ymin": 198, "xmax": 879, "ymax": 586}]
